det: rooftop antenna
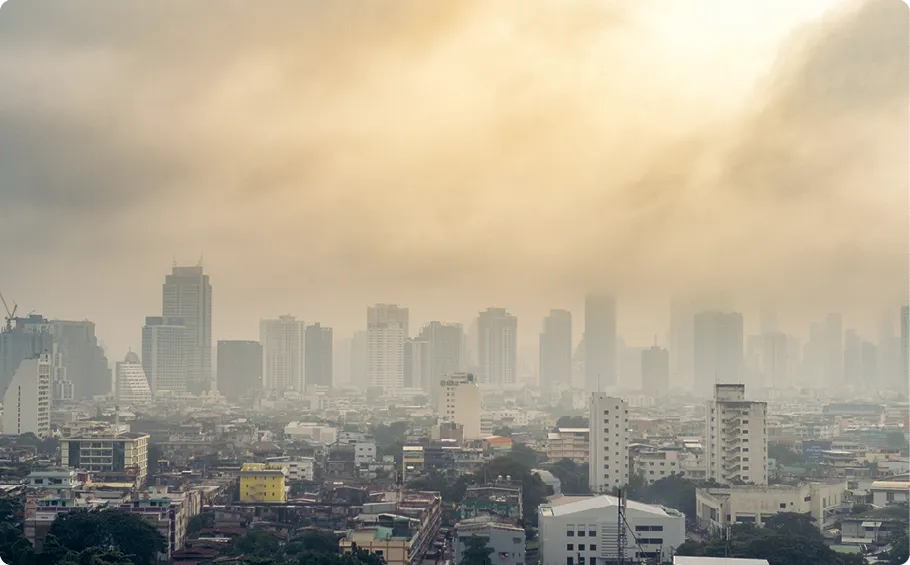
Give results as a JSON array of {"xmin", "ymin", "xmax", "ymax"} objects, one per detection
[
  {"xmin": 197, "ymin": 254, "xmax": 204, "ymax": 269},
  {"xmin": 172, "ymin": 256, "xmax": 177, "ymax": 268}
]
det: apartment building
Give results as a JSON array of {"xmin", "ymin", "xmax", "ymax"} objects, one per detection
[
  {"xmin": 706, "ymin": 384, "xmax": 768, "ymax": 485},
  {"xmin": 60, "ymin": 431, "xmax": 149, "ymax": 486},
  {"xmin": 588, "ymin": 394, "xmax": 630, "ymax": 493},
  {"xmin": 547, "ymin": 428, "xmax": 590, "ymax": 464},
  {"xmin": 239, "ymin": 463, "xmax": 288, "ymax": 503}
]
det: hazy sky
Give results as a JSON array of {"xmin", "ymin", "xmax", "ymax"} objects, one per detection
[{"xmin": 0, "ymin": 0, "xmax": 906, "ymax": 359}]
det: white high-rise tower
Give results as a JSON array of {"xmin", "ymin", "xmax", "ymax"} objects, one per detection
[
  {"xmin": 260, "ymin": 315, "xmax": 306, "ymax": 395},
  {"xmin": 367, "ymin": 304, "xmax": 409, "ymax": 390},
  {"xmin": 162, "ymin": 263, "xmax": 212, "ymax": 394},
  {"xmin": 706, "ymin": 384, "xmax": 768, "ymax": 485},
  {"xmin": 588, "ymin": 393, "xmax": 629, "ymax": 493}
]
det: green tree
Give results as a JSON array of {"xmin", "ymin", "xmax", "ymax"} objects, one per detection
[
  {"xmin": 548, "ymin": 460, "xmax": 590, "ymax": 495},
  {"xmin": 48, "ymin": 510, "xmax": 166, "ymax": 565},
  {"xmin": 459, "ymin": 535, "xmax": 493, "ymax": 565},
  {"xmin": 59, "ymin": 547, "xmax": 135, "ymax": 565},
  {"xmin": 850, "ymin": 503, "xmax": 872, "ymax": 515},
  {"xmin": 884, "ymin": 531, "xmax": 909, "ymax": 565},
  {"xmin": 675, "ymin": 524, "xmax": 861, "ymax": 565},
  {"xmin": 768, "ymin": 444, "xmax": 805, "ymax": 466},
  {"xmin": 555, "ymin": 416, "xmax": 587, "ymax": 428},
  {"xmin": 492, "ymin": 426, "xmax": 512, "ymax": 437},
  {"xmin": 187, "ymin": 512, "xmax": 215, "ymax": 536},
  {"xmin": 508, "ymin": 443, "xmax": 543, "ymax": 469},
  {"xmin": 762, "ymin": 512, "xmax": 821, "ymax": 540},
  {"xmin": 886, "ymin": 430, "xmax": 907, "ymax": 451}
]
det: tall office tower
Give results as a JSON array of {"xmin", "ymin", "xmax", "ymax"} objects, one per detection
[
  {"xmin": 844, "ymin": 329, "xmax": 863, "ymax": 388},
  {"xmin": 305, "ymin": 323, "xmax": 333, "ymax": 388},
  {"xmin": 367, "ymin": 304, "xmax": 409, "ymax": 390},
  {"xmin": 705, "ymin": 384, "xmax": 768, "ymax": 485},
  {"xmin": 693, "ymin": 311, "xmax": 744, "ymax": 397},
  {"xmin": 669, "ymin": 299, "xmax": 695, "ymax": 391},
  {"xmin": 477, "ymin": 307, "xmax": 518, "ymax": 386},
  {"xmin": 588, "ymin": 393, "xmax": 629, "ymax": 493},
  {"xmin": 50, "ymin": 350, "xmax": 74, "ymax": 406},
  {"xmin": 142, "ymin": 316, "xmax": 188, "ymax": 395},
  {"xmin": 417, "ymin": 321, "xmax": 465, "ymax": 399},
  {"xmin": 49, "ymin": 320, "xmax": 111, "ymax": 399},
  {"xmin": 641, "ymin": 345, "xmax": 669, "ymax": 395},
  {"xmin": 334, "ymin": 337, "xmax": 352, "ymax": 387},
  {"xmin": 115, "ymin": 351, "xmax": 152, "ymax": 406},
  {"xmin": 260, "ymin": 315, "xmax": 306, "ymax": 395},
  {"xmin": 539, "ymin": 309, "xmax": 572, "ymax": 390},
  {"xmin": 438, "ymin": 372, "xmax": 481, "ymax": 440},
  {"xmin": 350, "ymin": 330, "xmax": 368, "ymax": 389},
  {"xmin": 902, "ymin": 305, "xmax": 909, "ymax": 388},
  {"xmin": 585, "ymin": 294, "xmax": 617, "ymax": 392},
  {"xmin": 0, "ymin": 314, "xmax": 55, "ymax": 398},
  {"xmin": 862, "ymin": 341, "xmax": 878, "ymax": 389},
  {"xmin": 1, "ymin": 354, "xmax": 52, "ymax": 437},
  {"xmin": 162, "ymin": 264, "xmax": 212, "ymax": 394},
  {"xmin": 403, "ymin": 339, "xmax": 430, "ymax": 390},
  {"xmin": 571, "ymin": 337, "xmax": 585, "ymax": 389},
  {"xmin": 216, "ymin": 340, "xmax": 262, "ymax": 400},
  {"xmin": 824, "ymin": 313, "xmax": 844, "ymax": 387},
  {"xmin": 759, "ymin": 305, "xmax": 778, "ymax": 335},
  {"xmin": 759, "ymin": 332, "xmax": 788, "ymax": 389}
]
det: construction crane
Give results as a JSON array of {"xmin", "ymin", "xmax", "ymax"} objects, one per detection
[{"xmin": 0, "ymin": 291, "xmax": 17, "ymax": 332}]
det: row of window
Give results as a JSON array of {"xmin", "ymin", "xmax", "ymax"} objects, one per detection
[
  {"xmin": 566, "ymin": 530, "xmax": 597, "ymax": 537},
  {"xmin": 566, "ymin": 544, "xmax": 596, "ymax": 551},
  {"xmin": 634, "ymin": 525, "xmax": 663, "ymax": 532}
]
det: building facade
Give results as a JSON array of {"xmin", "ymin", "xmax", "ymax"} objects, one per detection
[
  {"xmin": 367, "ymin": 304, "xmax": 409, "ymax": 391},
  {"xmin": 584, "ymin": 295, "xmax": 617, "ymax": 392},
  {"xmin": 2, "ymin": 354, "xmax": 52, "ymax": 438},
  {"xmin": 540, "ymin": 309, "xmax": 572, "ymax": 390},
  {"xmin": 477, "ymin": 308, "xmax": 517, "ymax": 386},
  {"xmin": 162, "ymin": 264, "xmax": 212, "ymax": 393},
  {"xmin": 547, "ymin": 428, "xmax": 590, "ymax": 464},
  {"xmin": 142, "ymin": 316, "xmax": 188, "ymax": 395},
  {"xmin": 260, "ymin": 315, "xmax": 306, "ymax": 395},
  {"xmin": 305, "ymin": 323, "xmax": 333, "ymax": 388},
  {"xmin": 216, "ymin": 340, "xmax": 262, "ymax": 400},
  {"xmin": 417, "ymin": 321, "xmax": 464, "ymax": 399},
  {"xmin": 641, "ymin": 345, "xmax": 669, "ymax": 396},
  {"xmin": 694, "ymin": 311, "xmax": 744, "ymax": 396},
  {"xmin": 60, "ymin": 431, "xmax": 149, "ymax": 486},
  {"xmin": 438, "ymin": 373, "xmax": 482, "ymax": 441},
  {"xmin": 49, "ymin": 319, "xmax": 111, "ymax": 399},
  {"xmin": 588, "ymin": 394, "xmax": 630, "ymax": 493},
  {"xmin": 239, "ymin": 463, "xmax": 288, "ymax": 503},
  {"xmin": 706, "ymin": 384, "xmax": 768, "ymax": 485},
  {"xmin": 115, "ymin": 351, "xmax": 152, "ymax": 406}
]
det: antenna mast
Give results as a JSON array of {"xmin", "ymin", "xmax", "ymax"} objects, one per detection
[{"xmin": 617, "ymin": 487, "xmax": 626, "ymax": 565}]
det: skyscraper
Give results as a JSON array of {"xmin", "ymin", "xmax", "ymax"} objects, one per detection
[
  {"xmin": 403, "ymin": 338, "xmax": 430, "ymax": 390},
  {"xmin": 641, "ymin": 345, "xmax": 669, "ymax": 395},
  {"xmin": 162, "ymin": 264, "xmax": 212, "ymax": 393},
  {"xmin": 0, "ymin": 314, "xmax": 55, "ymax": 398},
  {"xmin": 142, "ymin": 316, "xmax": 188, "ymax": 395},
  {"xmin": 367, "ymin": 304, "xmax": 409, "ymax": 391},
  {"xmin": 584, "ymin": 294, "xmax": 616, "ymax": 392},
  {"xmin": 217, "ymin": 340, "xmax": 262, "ymax": 400},
  {"xmin": 2, "ymin": 354, "xmax": 53, "ymax": 438},
  {"xmin": 539, "ymin": 309, "xmax": 572, "ymax": 389},
  {"xmin": 260, "ymin": 315, "xmax": 306, "ymax": 395},
  {"xmin": 417, "ymin": 321, "xmax": 464, "ymax": 398},
  {"xmin": 669, "ymin": 299, "xmax": 695, "ymax": 390},
  {"xmin": 305, "ymin": 323, "xmax": 333, "ymax": 388},
  {"xmin": 693, "ymin": 311, "xmax": 744, "ymax": 396},
  {"xmin": 477, "ymin": 307, "xmax": 517, "ymax": 386},
  {"xmin": 350, "ymin": 330, "xmax": 368, "ymax": 389},
  {"xmin": 824, "ymin": 313, "xmax": 844, "ymax": 387},
  {"xmin": 49, "ymin": 320, "xmax": 111, "ymax": 399},
  {"xmin": 115, "ymin": 351, "xmax": 152, "ymax": 406},
  {"xmin": 588, "ymin": 394, "xmax": 629, "ymax": 493}
]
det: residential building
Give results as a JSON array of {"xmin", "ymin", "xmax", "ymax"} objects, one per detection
[
  {"xmin": 355, "ymin": 442, "xmax": 377, "ymax": 465},
  {"xmin": 367, "ymin": 304, "xmax": 409, "ymax": 391},
  {"xmin": 403, "ymin": 338, "xmax": 430, "ymax": 390},
  {"xmin": 841, "ymin": 507, "xmax": 908, "ymax": 546},
  {"xmin": 60, "ymin": 431, "xmax": 150, "ymax": 486},
  {"xmin": 283, "ymin": 421, "xmax": 338, "ymax": 444},
  {"xmin": 674, "ymin": 559, "xmax": 769, "ymax": 565},
  {"xmin": 457, "ymin": 483, "xmax": 523, "ymax": 522},
  {"xmin": 706, "ymin": 384, "xmax": 767, "ymax": 485},
  {"xmin": 260, "ymin": 315, "xmax": 306, "ymax": 395},
  {"xmin": 477, "ymin": 308, "xmax": 518, "ymax": 386},
  {"xmin": 49, "ymin": 319, "xmax": 111, "ymax": 399},
  {"xmin": 585, "ymin": 295, "xmax": 617, "ymax": 392},
  {"xmin": 239, "ymin": 463, "xmax": 287, "ymax": 503},
  {"xmin": 633, "ymin": 449, "xmax": 681, "ymax": 484},
  {"xmin": 454, "ymin": 517, "xmax": 525, "ymax": 565},
  {"xmin": 870, "ymin": 479, "xmax": 910, "ymax": 506},
  {"xmin": 547, "ymin": 428, "xmax": 590, "ymax": 464},
  {"xmin": 0, "ymin": 314, "xmax": 55, "ymax": 399},
  {"xmin": 417, "ymin": 321, "xmax": 464, "ymax": 399},
  {"xmin": 589, "ymin": 394, "xmax": 630, "ymax": 492},
  {"xmin": 695, "ymin": 480, "xmax": 846, "ymax": 533},
  {"xmin": 24, "ymin": 468, "xmax": 83, "ymax": 496},
  {"xmin": 216, "ymin": 340, "xmax": 262, "ymax": 400},
  {"xmin": 641, "ymin": 345, "xmax": 669, "ymax": 396},
  {"xmin": 305, "ymin": 323, "xmax": 333, "ymax": 388},
  {"xmin": 115, "ymin": 351, "xmax": 152, "ymax": 406},
  {"xmin": 141, "ymin": 316, "xmax": 188, "ymax": 395},
  {"xmin": 438, "ymin": 373, "xmax": 481, "ymax": 441},
  {"xmin": 694, "ymin": 311, "xmax": 744, "ymax": 396},
  {"xmin": 2, "ymin": 354, "xmax": 52, "ymax": 438},
  {"xmin": 540, "ymin": 309, "xmax": 572, "ymax": 390},
  {"xmin": 538, "ymin": 494, "xmax": 685, "ymax": 564},
  {"xmin": 162, "ymin": 264, "xmax": 212, "ymax": 393},
  {"xmin": 265, "ymin": 457, "xmax": 315, "ymax": 482}
]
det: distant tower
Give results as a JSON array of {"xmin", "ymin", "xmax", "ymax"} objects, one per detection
[
  {"xmin": 367, "ymin": 304, "xmax": 409, "ymax": 391},
  {"xmin": 477, "ymin": 308, "xmax": 517, "ymax": 386},
  {"xmin": 260, "ymin": 315, "xmax": 306, "ymax": 395},
  {"xmin": 539, "ymin": 309, "xmax": 572, "ymax": 390},
  {"xmin": 162, "ymin": 264, "xmax": 212, "ymax": 394},
  {"xmin": 585, "ymin": 295, "xmax": 616, "ymax": 392}
]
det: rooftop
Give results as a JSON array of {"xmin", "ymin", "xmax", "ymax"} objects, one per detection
[{"xmin": 539, "ymin": 494, "xmax": 681, "ymax": 518}]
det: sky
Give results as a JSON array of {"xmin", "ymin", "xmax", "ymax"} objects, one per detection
[{"xmin": 0, "ymin": 0, "xmax": 906, "ymax": 360}]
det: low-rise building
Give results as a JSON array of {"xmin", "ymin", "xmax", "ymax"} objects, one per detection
[
  {"xmin": 695, "ymin": 481, "xmax": 846, "ymax": 533},
  {"xmin": 284, "ymin": 422, "xmax": 338, "ymax": 444},
  {"xmin": 24, "ymin": 468, "xmax": 85, "ymax": 495},
  {"xmin": 633, "ymin": 449, "xmax": 681, "ymax": 484},
  {"xmin": 454, "ymin": 516, "xmax": 525, "ymax": 565},
  {"xmin": 239, "ymin": 463, "xmax": 287, "ymax": 503},
  {"xmin": 60, "ymin": 431, "xmax": 150, "ymax": 486},
  {"xmin": 840, "ymin": 507, "xmax": 908, "ymax": 546},
  {"xmin": 546, "ymin": 428, "xmax": 590, "ymax": 463},
  {"xmin": 870, "ymin": 479, "xmax": 910, "ymax": 506},
  {"xmin": 265, "ymin": 457, "xmax": 315, "ymax": 482},
  {"xmin": 538, "ymin": 494, "xmax": 685, "ymax": 563},
  {"xmin": 355, "ymin": 442, "xmax": 377, "ymax": 465}
]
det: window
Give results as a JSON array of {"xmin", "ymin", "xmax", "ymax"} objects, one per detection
[
  {"xmin": 743, "ymin": 457, "xmax": 749, "ymax": 461},
  {"xmin": 567, "ymin": 558, "xmax": 573, "ymax": 565},
  {"xmin": 567, "ymin": 531, "xmax": 574, "ymax": 537},
  {"xmin": 567, "ymin": 544, "xmax": 574, "ymax": 551},
  {"xmin": 578, "ymin": 558, "xmax": 585, "ymax": 565},
  {"xmin": 743, "ymin": 448, "xmax": 749, "ymax": 452},
  {"xmin": 588, "ymin": 531, "xmax": 596, "ymax": 537},
  {"xmin": 742, "ymin": 420, "xmax": 749, "ymax": 424},
  {"xmin": 589, "ymin": 545, "xmax": 596, "ymax": 551},
  {"xmin": 887, "ymin": 492, "xmax": 896, "ymax": 502},
  {"xmin": 578, "ymin": 530, "xmax": 586, "ymax": 537},
  {"xmin": 779, "ymin": 503, "xmax": 786, "ymax": 509}
]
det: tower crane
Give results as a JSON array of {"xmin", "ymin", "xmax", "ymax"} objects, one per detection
[{"xmin": 0, "ymin": 291, "xmax": 17, "ymax": 332}]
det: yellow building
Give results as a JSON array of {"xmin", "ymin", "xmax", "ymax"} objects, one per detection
[{"xmin": 239, "ymin": 463, "xmax": 287, "ymax": 503}]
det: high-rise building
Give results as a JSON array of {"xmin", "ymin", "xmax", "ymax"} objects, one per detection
[
  {"xmin": 760, "ymin": 332, "xmax": 788, "ymax": 389},
  {"xmin": 162, "ymin": 264, "xmax": 212, "ymax": 394},
  {"xmin": 584, "ymin": 295, "xmax": 617, "ymax": 392},
  {"xmin": 260, "ymin": 315, "xmax": 306, "ymax": 395},
  {"xmin": 2, "ymin": 354, "xmax": 52, "ymax": 438},
  {"xmin": 142, "ymin": 317, "xmax": 188, "ymax": 395},
  {"xmin": 844, "ymin": 329, "xmax": 863, "ymax": 388},
  {"xmin": 588, "ymin": 393, "xmax": 629, "ymax": 493},
  {"xmin": 539, "ymin": 309, "xmax": 572, "ymax": 390},
  {"xmin": 305, "ymin": 323, "xmax": 333, "ymax": 388},
  {"xmin": 705, "ymin": 384, "xmax": 767, "ymax": 485},
  {"xmin": 49, "ymin": 320, "xmax": 111, "ymax": 399},
  {"xmin": 334, "ymin": 336, "xmax": 352, "ymax": 387},
  {"xmin": 403, "ymin": 339, "xmax": 430, "ymax": 390},
  {"xmin": 824, "ymin": 313, "xmax": 844, "ymax": 387},
  {"xmin": 693, "ymin": 311, "xmax": 744, "ymax": 396},
  {"xmin": 417, "ymin": 321, "xmax": 464, "ymax": 398},
  {"xmin": 477, "ymin": 308, "xmax": 517, "ymax": 386},
  {"xmin": 438, "ymin": 372, "xmax": 481, "ymax": 440},
  {"xmin": 0, "ymin": 314, "xmax": 55, "ymax": 399},
  {"xmin": 641, "ymin": 345, "xmax": 669, "ymax": 395},
  {"xmin": 902, "ymin": 305, "xmax": 909, "ymax": 388},
  {"xmin": 115, "ymin": 351, "xmax": 152, "ymax": 406},
  {"xmin": 367, "ymin": 304, "xmax": 409, "ymax": 391},
  {"xmin": 669, "ymin": 299, "xmax": 695, "ymax": 391},
  {"xmin": 216, "ymin": 340, "xmax": 262, "ymax": 400},
  {"xmin": 350, "ymin": 330, "xmax": 368, "ymax": 389}
]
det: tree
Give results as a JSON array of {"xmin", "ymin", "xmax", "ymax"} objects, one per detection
[
  {"xmin": 492, "ymin": 426, "xmax": 512, "ymax": 437},
  {"xmin": 886, "ymin": 430, "xmax": 907, "ymax": 451},
  {"xmin": 48, "ymin": 510, "xmax": 167, "ymax": 565},
  {"xmin": 555, "ymin": 416, "xmax": 587, "ymax": 429},
  {"xmin": 850, "ymin": 503, "xmax": 872, "ymax": 515},
  {"xmin": 187, "ymin": 512, "xmax": 215, "ymax": 536},
  {"xmin": 548, "ymin": 460, "xmax": 590, "ymax": 495},
  {"xmin": 509, "ymin": 443, "xmax": 543, "ymax": 469},
  {"xmin": 459, "ymin": 535, "xmax": 493, "ymax": 565},
  {"xmin": 59, "ymin": 547, "xmax": 136, "ymax": 565},
  {"xmin": 884, "ymin": 531, "xmax": 909, "ymax": 565},
  {"xmin": 768, "ymin": 444, "xmax": 805, "ymax": 466},
  {"xmin": 762, "ymin": 512, "xmax": 821, "ymax": 541}
]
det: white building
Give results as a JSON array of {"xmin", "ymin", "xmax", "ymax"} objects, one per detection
[
  {"xmin": 454, "ymin": 516, "xmax": 525, "ymax": 565},
  {"xmin": 260, "ymin": 315, "xmax": 306, "ymax": 395},
  {"xmin": 60, "ymin": 431, "xmax": 149, "ymax": 486},
  {"xmin": 162, "ymin": 264, "xmax": 212, "ymax": 394},
  {"xmin": 477, "ymin": 308, "xmax": 517, "ymax": 386},
  {"xmin": 695, "ymin": 480, "xmax": 846, "ymax": 533},
  {"xmin": 547, "ymin": 428, "xmax": 590, "ymax": 464},
  {"xmin": 674, "ymin": 559, "xmax": 769, "ymax": 565},
  {"xmin": 283, "ymin": 421, "xmax": 338, "ymax": 445},
  {"xmin": 870, "ymin": 479, "xmax": 910, "ymax": 506},
  {"xmin": 634, "ymin": 449, "xmax": 681, "ymax": 484},
  {"xmin": 142, "ymin": 316, "xmax": 188, "ymax": 395},
  {"xmin": 355, "ymin": 442, "xmax": 377, "ymax": 465},
  {"xmin": 439, "ymin": 373, "xmax": 482, "ymax": 440},
  {"xmin": 266, "ymin": 456, "xmax": 315, "ymax": 481},
  {"xmin": 115, "ymin": 352, "xmax": 152, "ymax": 406},
  {"xmin": 367, "ymin": 304, "xmax": 409, "ymax": 391},
  {"xmin": 706, "ymin": 384, "xmax": 768, "ymax": 485},
  {"xmin": 589, "ymin": 394, "xmax": 629, "ymax": 493},
  {"xmin": 538, "ymin": 494, "xmax": 685, "ymax": 564},
  {"xmin": 2, "ymin": 355, "xmax": 52, "ymax": 438}
]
